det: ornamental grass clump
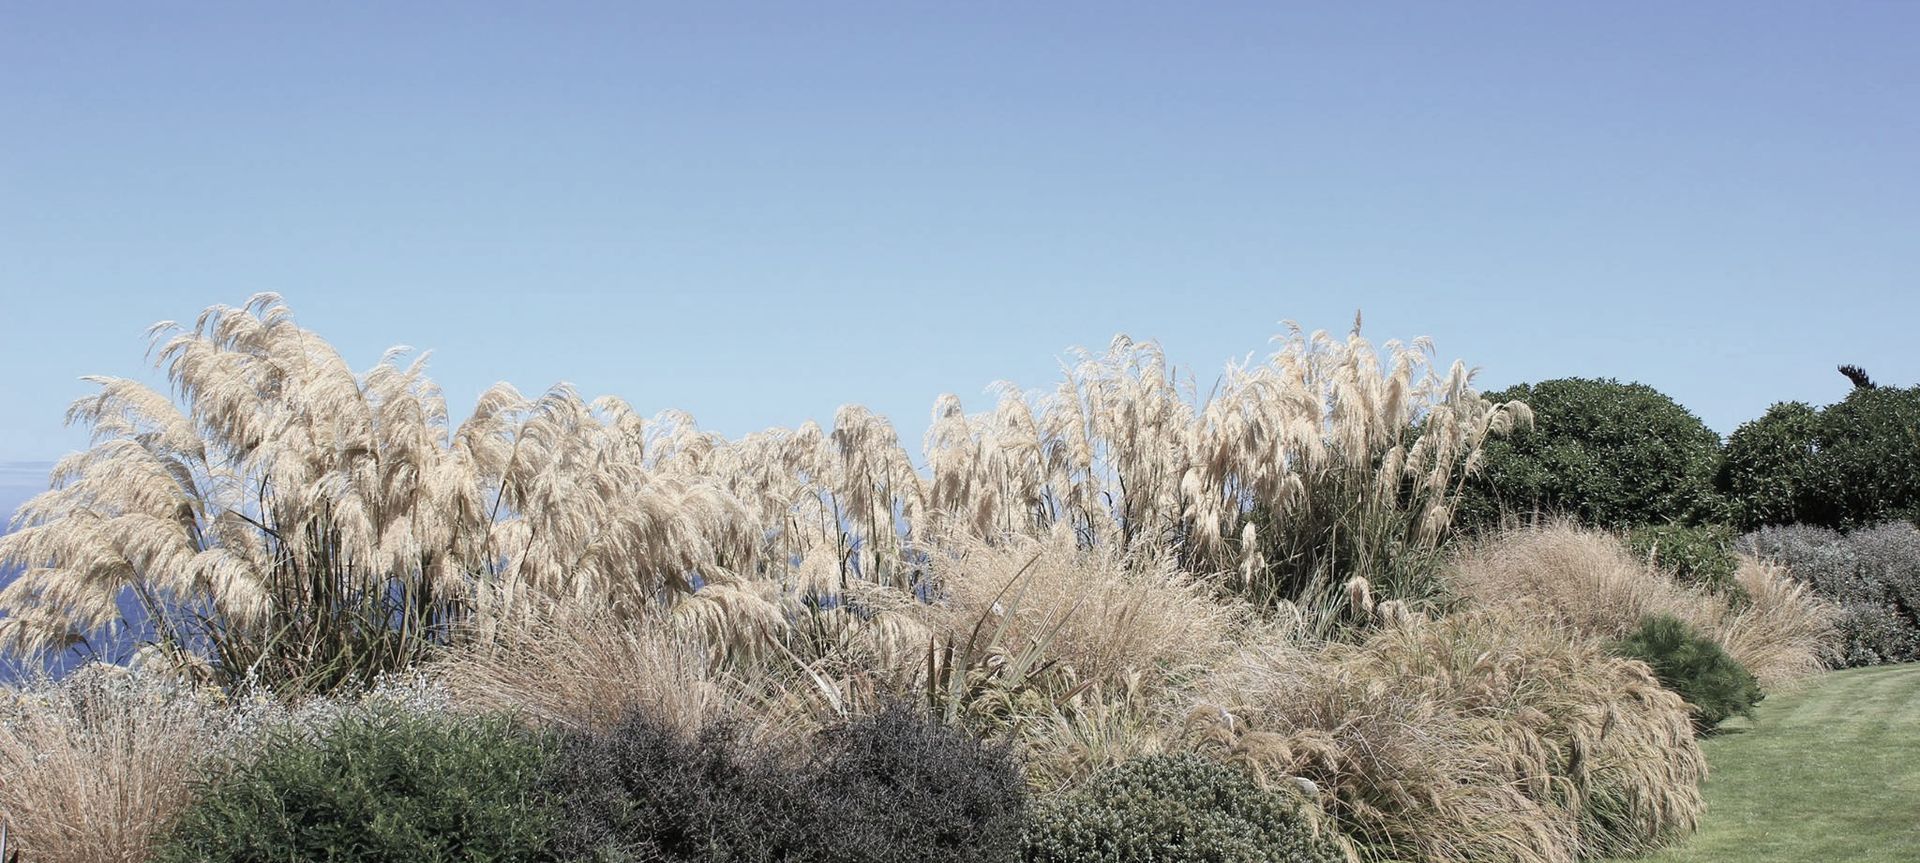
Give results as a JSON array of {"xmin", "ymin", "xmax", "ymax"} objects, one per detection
[
  {"xmin": 1448, "ymin": 523, "xmax": 1837, "ymax": 689},
  {"xmin": 1189, "ymin": 607, "xmax": 1705, "ymax": 863},
  {"xmin": 0, "ymin": 666, "xmax": 232, "ymax": 863}
]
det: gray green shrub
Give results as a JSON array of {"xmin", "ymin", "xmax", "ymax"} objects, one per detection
[
  {"xmin": 156, "ymin": 706, "xmax": 556, "ymax": 863},
  {"xmin": 1739, "ymin": 522, "xmax": 1920, "ymax": 665},
  {"xmin": 1023, "ymin": 755, "xmax": 1346, "ymax": 863}
]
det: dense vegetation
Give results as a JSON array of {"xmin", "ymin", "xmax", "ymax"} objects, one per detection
[
  {"xmin": 2, "ymin": 298, "xmax": 1911, "ymax": 862},
  {"xmin": 1458, "ymin": 378, "xmax": 1724, "ymax": 530}
]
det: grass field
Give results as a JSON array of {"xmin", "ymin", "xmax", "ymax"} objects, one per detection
[{"xmin": 1634, "ymin": 662, "xmax": 1920, "ymax": 863}]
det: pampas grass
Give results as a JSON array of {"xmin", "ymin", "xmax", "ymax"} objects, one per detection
[{"xmin": 1, "ymin": 298, "xmax": 1525, "ymax": 688}]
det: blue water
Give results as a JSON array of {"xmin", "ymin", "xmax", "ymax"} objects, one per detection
[{"xmin": 0, "ymin": 461, "xmax": 134, "ymax": 683}]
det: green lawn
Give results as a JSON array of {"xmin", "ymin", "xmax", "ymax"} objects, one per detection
[{"xmin": 1632, "ymin": 662, "xmax": 1920, "ymax": 862}]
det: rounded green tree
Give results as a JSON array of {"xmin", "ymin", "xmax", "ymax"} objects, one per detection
[{"xmin": 1459, "ymin": 378, "xmax": 1723, "ymax": 530}]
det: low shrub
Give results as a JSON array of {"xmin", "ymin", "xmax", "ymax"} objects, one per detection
[
  {"xmin": 1023, "ymin": 755, "xmax": 1346, "ymax": 863},
  {"xmin": 1612, "ymin": 614, "xmax": 1764, "ymax": 732},
  {"xmin": 1738, "ymin": 522, "xmax": 1920, "ymax": 665},
  {"xmin": 547, "ymin": 704, "xmax": 1027, "ymax": 863},
  {"xmin": 813, "ymin": 705, "xmax": 1029, "ymax": 863},
  {"xmin": 1626, "ymin": 524, "xmax": 1741, "ymax": 594},
  {"xmin": 155, "ymin": 706, "xmax": 556, "ymax": 863}
]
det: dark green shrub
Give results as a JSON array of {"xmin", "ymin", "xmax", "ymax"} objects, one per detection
[
  {"xmin": 1459, "ymin": 378, "xmax": 1724, "ymax": 530},
  {"xmin": 546, "ymin": 713, "xmax": 809, "ymax": 862},
  {"xmin": 1738, "ymin": 523, "xmax": 1920, "ymax": 666},
  {"xmin": 1611, "ymin": 615, "xmax": 1763, "ymax": 733},
  {"xmin": 157, "ymin": 707, "xmax": 556, "ymax": 863},
  {"xmin": 1798, "ymin": 385, "xmax": 1920, "ymax": 530},
  {"xmin": 548, "ymin": 704, "xmax": 1027, "ymax": 863},
  {"xmin": 1718, "ymin": 401, "xmax": 1822, "ymax": 530},
  {"xmin": 1023, "ymin": 755, "xmax": 1346, "ymax": 863},
  {"xmin": 1721, "ymin": 386, "xmax": 1920, "ymax": 531},
  {"xmin": 1626, "ymin": 524, "xmax": 1740, "ymax": 594}
]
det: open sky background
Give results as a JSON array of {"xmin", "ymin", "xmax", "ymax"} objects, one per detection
[{"xmin": 3, "ymin": 2, "xmax": 1917, "ymax": 524}]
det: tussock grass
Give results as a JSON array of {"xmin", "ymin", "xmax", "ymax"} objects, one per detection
[
  {"xmin": 1192, "ymin": 607, "xmax": 1705, "ymax": 863},
  {"xmin": 1447, "ymin": 523, "xmax": 1837, "ymax": 690},
  {"xmin": 0, "ymin": 667, "xmax": 227, "ymax": 863}
]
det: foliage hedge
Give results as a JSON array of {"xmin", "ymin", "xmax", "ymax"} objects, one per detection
[
  {"xmin": 1612, "ymin": 614, "xmax": 1763, "ymax": 733},
  {"xmin": 1739, "ymin": 522, "xmax": 1920, "ymax": 666},
  {"xmin": 1023, "ymin": 755, "xmax": 1346, "ymax": 863},
  {"xmin": 1721, "ymin": 385, "xmax": 1920, "ymax": 531},
  {"xmin": 1459, "ymin": 378, "xmax": 1724, "ymax": 531},
  {"xmin": 1626, "ymin": 523, "xmax": 1741, "ymax": 594},
  {"xmin": 157, "ymin": 706, "xmax": 557, "ymax": 863}
]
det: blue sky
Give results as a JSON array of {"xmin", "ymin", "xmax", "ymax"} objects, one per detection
[{"xmin": 3, "ymin": 2, "xmax": 1916, "ymax": 510}]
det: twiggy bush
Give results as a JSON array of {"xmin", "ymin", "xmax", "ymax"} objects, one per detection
[
  {"xmin": 545, "ymin": 712, "xmax": 808, "ymax": 862},
  {"xmin": 1737, "ymin": 522, "xmax": 1920, "ymax": 665},
  {"xmin": 811, "ymin": 705, "xmax": 1029, "ymax": 863},
  {"xmin": 155, "ymin": 705, "xmax": 556, "ymax": 863},
  {"xmin": 545, "ymin": 705, "xmax": 1027, "ymax": 863},
  {"xmin": 1022, "ymin": 755, "xmax": 1347, "ymax": 863}
]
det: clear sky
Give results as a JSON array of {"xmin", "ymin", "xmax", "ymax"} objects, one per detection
[{"xmin": 3, "ymin": 2, "xmax": 1916, "ymax": 506}]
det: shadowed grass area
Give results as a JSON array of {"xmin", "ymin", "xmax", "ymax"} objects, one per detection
[{"xmin": 1634, "ymin": 662, "xmax": 1920, "ymax": 863}]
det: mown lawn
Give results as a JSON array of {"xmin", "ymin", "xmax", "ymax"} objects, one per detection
[{"xmin": 1633, "ymin": 662, "xmax": 1920, "ymax": 863}]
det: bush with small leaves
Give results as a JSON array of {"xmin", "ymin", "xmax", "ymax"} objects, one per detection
[
  {"xmin": 1626, "ymin": 523, "xmax": 1741, "ymax": 594},
  {"xmin": 1612, "ymin": 614, "xmax": 1764, "ymax": 733},
  {"xmin": 1739, "ymin": 522, "xmax": 1920, "ymax": 666},
  {"xmin": 1023, "ymin": 755, "xmax": 1347, "ymax": 863},
  {"xmin": 156, "ymin": 706, "xmax": 557, "ymax": 863}
]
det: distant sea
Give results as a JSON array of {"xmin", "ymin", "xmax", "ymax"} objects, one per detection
[{"xmin": 0, "ymin": 460, "xmax": 103, "ymax": 684}]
